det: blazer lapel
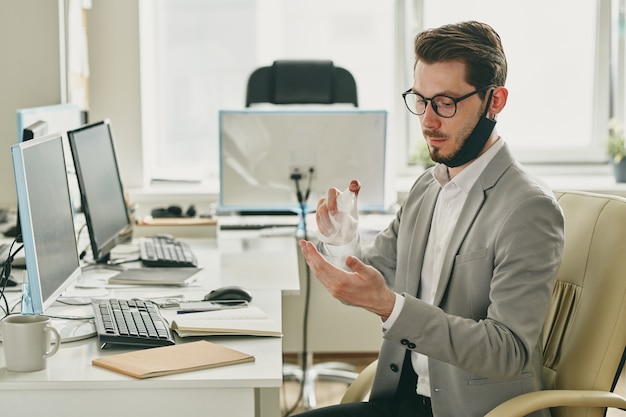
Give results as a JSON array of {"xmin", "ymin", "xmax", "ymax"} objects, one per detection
[
  {"xmin": 406, "ymin": 181, "xmax": 440, "ymax": 297},
  {"xmin": 433, "ymin": 144, "xmax": 515, "ymax": 306}
]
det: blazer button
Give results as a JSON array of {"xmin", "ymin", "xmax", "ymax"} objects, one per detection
[
  {"xmin": 408, "ymin": 342, "xmax": 416, "ymax": 349},
  {"xmin": 390, "ymin": 363, "xmax": 399, "ymax": 372},
  {"xmin": 401, "ymin": 339, "xmax": 409, "ymax": 346}
]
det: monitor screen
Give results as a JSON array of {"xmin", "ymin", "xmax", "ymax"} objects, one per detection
[
  {"xmin": 11, "ymin": 133, "xmax": 82, "ymax": 315},
  {"xmin": 218, "ymin": 109, "xmax": 390, "ymax": 213},
  {"xmin": 67, "ymin": 120, "xmax": 132, "ymax": 265}
]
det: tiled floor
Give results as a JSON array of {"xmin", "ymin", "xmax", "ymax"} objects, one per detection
[{"xmin": 281, "ymin": 354, "xmax": 626, "ymax": 416}]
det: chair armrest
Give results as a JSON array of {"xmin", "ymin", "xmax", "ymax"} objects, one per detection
[
  {"xmin": 340, "ymin": 359, "xmax": 378, "ymax": 403},
  {"xmin": 485, "ymin": 390, "xmax": 626, "ymax": 417}
]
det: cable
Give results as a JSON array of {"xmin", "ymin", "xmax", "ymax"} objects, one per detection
[
  {"xmin": 75, "ymin": 222, "xmax": 90, "ymax": 260},
  {"xmin": 0, "ymin": 238, "xmax": 24, "ymax": 318},
  {"xmin": 283, "ymin": 168, "xmax": 314, "ymax": 416},
  {"xmin": 45, "ymin": 314, "xmax": 95, "ymax": 321},
  {"xmin": 304, "ymin": 167, "xmax": 314, "ymax": 202}
]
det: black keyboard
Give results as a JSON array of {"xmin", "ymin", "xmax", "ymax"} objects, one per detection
[
  {"xmin": 139, "ymin": 235, "xmax": 198, "ymax": 267},
  {"xmin": 91, "ymin": 298, "xmax": 175, "ymax": 348}
]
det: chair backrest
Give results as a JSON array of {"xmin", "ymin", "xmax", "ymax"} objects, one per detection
[
  {"xmin": 245, "ymin": 60, "xmax": 358, "ymax": 107},
  {"xmin": 544, "ymin": 191, "xmax": 626, "ymax": 417}
]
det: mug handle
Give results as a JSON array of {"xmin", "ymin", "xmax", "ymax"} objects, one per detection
[{"xmin": 43, "ymin": 325, "xmax": 61, "ymax": 358}]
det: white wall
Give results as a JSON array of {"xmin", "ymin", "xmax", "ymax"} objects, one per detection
[
  {"xmin": 0, "ymin": 0, "xmax": 64, "ymax": 208},
  {"xmin": 86, "ymin": 0, "xmax": 144, "ymax": 190},
  {"xmin": 0, "ymin": 0, "xmax": 145, "ymax": 208}
]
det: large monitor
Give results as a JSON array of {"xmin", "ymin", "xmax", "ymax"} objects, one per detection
[
  {"xmin": 5, "ymin": 103, "xmax": 84, "ymax": 240},
  {"xmin": 11, "ymin": 133, "xmax": 82, "ymax": 315},
  {"xmin": 67, "ymin": 120, "xmax": 132, "ymax": 265},
  {"xmin": 218, "ymin": 109, "xmax": 390, "ymax": 213},
  {"xmin": 16, "ymin": 103, "xmax": 82, "ymax": 143}
]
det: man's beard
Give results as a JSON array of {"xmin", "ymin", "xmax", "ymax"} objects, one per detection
[{"xmin": 428, "ymin": 90, "xmax": 496, "ymax": 168}]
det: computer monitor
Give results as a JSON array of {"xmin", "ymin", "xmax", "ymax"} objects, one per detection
[
  {"xmin": 16, "ymin": 103, "xmax": 82, "ymax": 143},
  {"xmin": 11, "ymin": 133, "xmax": 82, "ymax": 315},
  {"xmin": 218, "ymin": 109, "xmax": 390, "ymax": 214},
  {"xmin": 67, "ymin": 120, "xmax": 132, "ymax": 265},
  {"xmin": 5, "ymin": 103, "xmax": 84, "ymax": 241},
  {"xmin": 6, "ymin": 120, "xmax": 49, "ymax": 243},
  {"xmin": 22, "ymin": 120, "xmax": 48, "ymax": 141}
]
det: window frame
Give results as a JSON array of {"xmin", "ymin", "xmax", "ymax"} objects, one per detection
[{"xmin": 135, "ymin": 0, "xmax": 617, "ymax": 195}]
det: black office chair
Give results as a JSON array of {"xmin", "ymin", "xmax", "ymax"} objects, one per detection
[
  {"xmin": 245, "ymin": 60, "xmax": 358, "ymax": 107},
  {"xmin": 244, "ymin": 59, "xmax": 360, "ymax": 410}
]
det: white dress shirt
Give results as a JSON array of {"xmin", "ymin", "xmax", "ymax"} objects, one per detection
[{"xmin": 383, "ymin": 139, "xmax": 504, "ymax": 397}]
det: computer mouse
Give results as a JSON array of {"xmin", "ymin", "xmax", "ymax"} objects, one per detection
[
  {"xmin": 203, "ymin": 285, "xmax": 253, "ymax": 303},
  {"xmin": 155, "ymin": 234, "xmax": 175, "ymax": 240}
]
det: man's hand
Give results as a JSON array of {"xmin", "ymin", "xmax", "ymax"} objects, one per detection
[
  {"xmin": 299, "ymin": 239, "xmax": 396, "ymax": 321},
  {"xmin": 316, "ymin": 180, "xmax": 361, "ymax": 245}
]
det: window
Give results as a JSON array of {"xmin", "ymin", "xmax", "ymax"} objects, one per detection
[
  {"xmin": 140, "ymin": 0, "xmax": 614, "ymax": 190},
  {"xmin": 140, "ymin": 0, "xmax": 397, "ymax": 185},
  {"xmin": 408, "ymin": 0, "xmax": 610, "ymax": 165}
]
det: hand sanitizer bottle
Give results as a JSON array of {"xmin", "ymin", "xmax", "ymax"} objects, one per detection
[
  {"xmin": 318, "ymin": 188, "xmax": 359, "ymax": 245},
  {"xmin": 336, "ymin": 187, "xmax": 355, "ymax": 214}
]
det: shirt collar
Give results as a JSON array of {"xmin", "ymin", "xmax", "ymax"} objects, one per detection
[{"xmin": 432, "ymin": 138, "xmax": 504, "ymax": 193}]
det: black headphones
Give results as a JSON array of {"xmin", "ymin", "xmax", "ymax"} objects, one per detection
[{"xmin": 151, "ymin": 204, "xmax": 196, "ymax": 218}]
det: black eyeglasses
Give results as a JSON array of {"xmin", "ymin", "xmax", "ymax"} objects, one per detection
[{"xmin": 402, "ymin": 85, "xmax": 493, "ymax": 118}]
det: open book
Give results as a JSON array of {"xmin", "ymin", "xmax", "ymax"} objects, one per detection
[
  {"xmin": 92, "ymin": 340, "xmax": 254, "ymax": 379},
  {"xmin": 170, "ymin": 306, "xmax": 282, "ymax": 337}
]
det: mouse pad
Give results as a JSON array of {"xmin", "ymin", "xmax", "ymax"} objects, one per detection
[{"xmin": 108, "ymin": 267, "xmax": 201, "ymax": 286}]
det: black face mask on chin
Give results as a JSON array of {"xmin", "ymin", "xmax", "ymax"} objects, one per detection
[{"xmin": 443, "ymin": 89, "xmax": 496, "ymax": 168}]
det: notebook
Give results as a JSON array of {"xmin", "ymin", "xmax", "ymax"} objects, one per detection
[
  {"xmin": 92, "ymin": 340, "xmax": 254, "ymax": 378},
  {"xmin": 170, "ymin": 306, "xmax": 282, "ymax": 337},
  {"xmin": 108, "ymin": 267, "xmax": 200, "ymax": 286}
]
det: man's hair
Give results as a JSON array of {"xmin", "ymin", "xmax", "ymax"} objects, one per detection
[{"xmin": 414, "ymin": 21, "xmax": 507, "ymax": 95}]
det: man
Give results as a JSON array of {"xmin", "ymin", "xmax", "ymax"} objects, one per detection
[{"xmin": 296, "ymin": 21, "xmax": 565, "ymax": 417}]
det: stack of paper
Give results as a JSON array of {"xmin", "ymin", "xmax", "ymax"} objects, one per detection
[{"xmin": 170, "ymin": 306, "xmax": 282, "ymax": 337}]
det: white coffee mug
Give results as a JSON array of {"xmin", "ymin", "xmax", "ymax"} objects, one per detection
[{"xmin": 1, "ymin": 315, "xmax": 61, "ymax": 372}]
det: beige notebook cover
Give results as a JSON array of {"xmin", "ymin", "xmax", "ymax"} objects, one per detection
[{"xmin": 92, "ymin": 340, "xmax": 254, "ymax": 379}]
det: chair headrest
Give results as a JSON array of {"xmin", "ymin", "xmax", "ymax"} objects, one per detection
[{"xmin": 272, "ymin": 60, "xmax": 335, "ymax": 104}]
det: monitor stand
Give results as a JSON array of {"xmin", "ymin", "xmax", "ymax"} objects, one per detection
[
  {"xmin": 81, "ymin": 263, "xmax": 126, "ymax": 273},
  {"xmin": 51, "ymin": 317, "xmax": 97, "ymax": 343},
  {"xmin": 81, "ymin": 252, "xmax": 131, "ymax": 272}
]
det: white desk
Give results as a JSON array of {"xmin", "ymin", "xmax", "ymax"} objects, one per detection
[{"xmin": 0, "ymin": 234, "xmax": 299, "ymax": 417}]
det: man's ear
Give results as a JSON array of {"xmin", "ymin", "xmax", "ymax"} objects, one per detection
[{"xmin": 490, "ymin": 86, "xmax": 508, "ymax": 116}]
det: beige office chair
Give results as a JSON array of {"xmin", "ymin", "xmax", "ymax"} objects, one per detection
[
  {"xmin": 341, "ymin": 190, "xmax": 626, "ymax": 417},
  {"xmin": 245, "ymin": 60, "xmax": 358, "ymax": 107}
]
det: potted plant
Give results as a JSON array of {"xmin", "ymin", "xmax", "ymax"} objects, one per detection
[
  {"xmin": 410, "ymin": 141, "xmax": 435, "ymax": 169},
  {"xmin": 608, "ymin": 118, "xmax": 626, "ymax": 182}
]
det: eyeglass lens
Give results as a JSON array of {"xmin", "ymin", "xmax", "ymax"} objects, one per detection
[{"xmin": 404, "ymin": 93, "xmax": 457, "ymax": 118}]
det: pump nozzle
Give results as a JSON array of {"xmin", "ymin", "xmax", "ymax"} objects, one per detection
[{"xmin": 336, "ymin": 188, "xmax": 354, "ymax": 213}]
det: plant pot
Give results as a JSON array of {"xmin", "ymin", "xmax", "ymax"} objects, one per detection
[{"xmin": 611, "ymin": 158, "xmax": 626, "ymax": 183}]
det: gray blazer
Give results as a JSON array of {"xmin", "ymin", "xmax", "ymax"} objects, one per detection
[{"xmin": 364, "ymin": 143, "xmax": 565, "ymax": 417}]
